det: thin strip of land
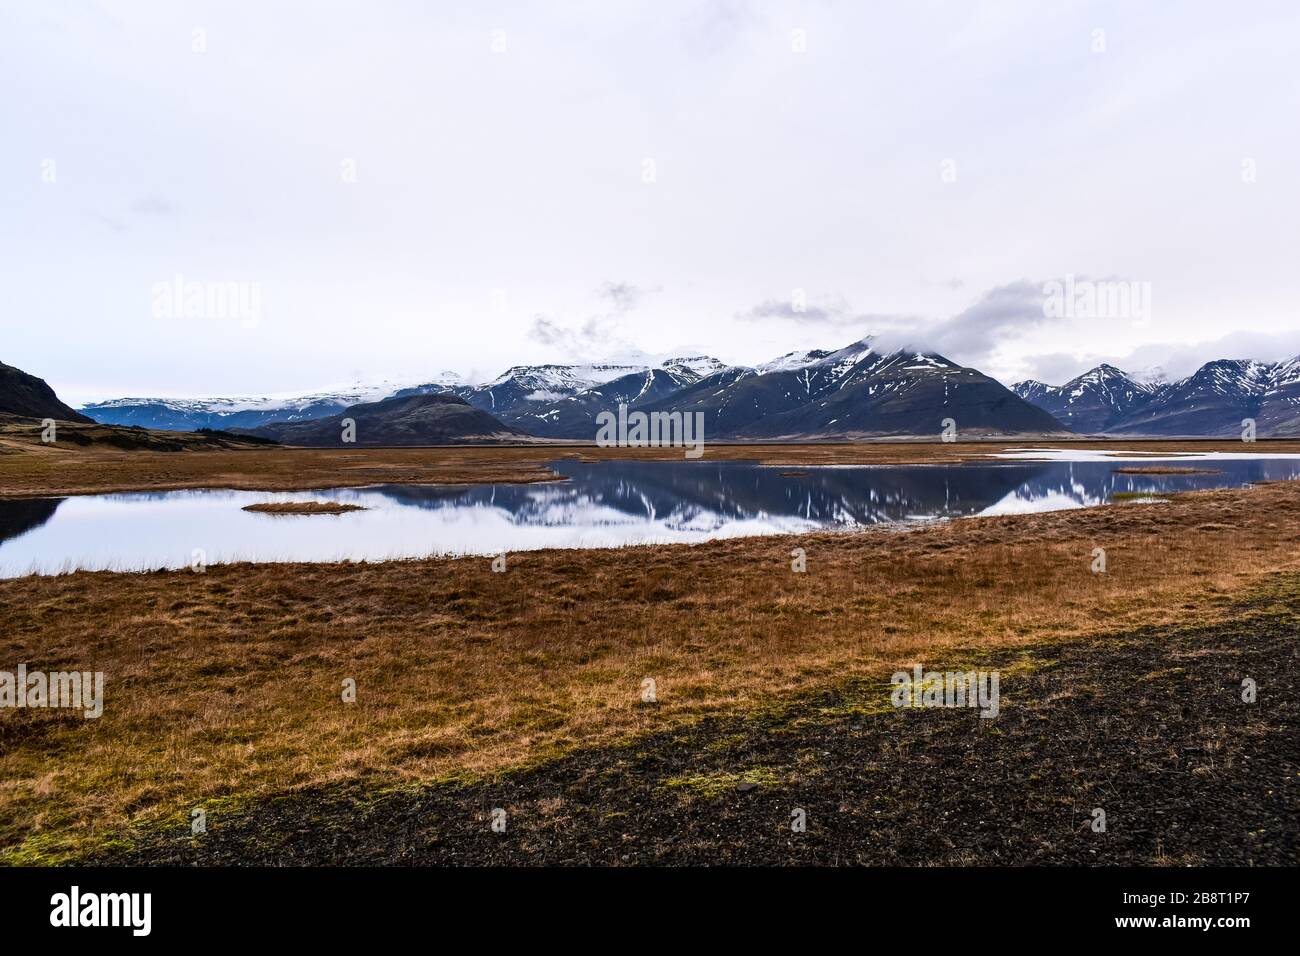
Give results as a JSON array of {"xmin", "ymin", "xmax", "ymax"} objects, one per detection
[
  {"xmin": 5, "ymin": 430, "xmax": 1300, "ymax": 498},
  {"xmin": 242, "ymin": 502, "xmax": 366, "ymax": 515},
  {"xmin": 1112, "ymin": 466, "xmax": 1219, "ymax": 475}
]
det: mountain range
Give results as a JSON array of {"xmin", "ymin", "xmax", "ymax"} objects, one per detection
[
  {"xmin": 9, "ymin": 339, "xmax": 1300, "ymax": 443},
  {"xmin": 75, "ymin": 342, "xmax": 1068, "ymax": 441},
  {"xmin": 1012, "ymin": 358, "xmax": 1300, "ymax": 437},
  {"xmin": 632, "ymin": 343, "xmax": 1061, "ymax": 439},
  {"xmin": 77, "ymin": 378, "xmax": 457, "ymax": 431}
]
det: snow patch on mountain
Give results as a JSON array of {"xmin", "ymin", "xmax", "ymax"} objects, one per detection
[
  {"xmin": 757, "ymin": 349, "xmax": 831, "ymax": 374},
  {"xmin": 660, "ymin": 356, "xmax": 731, "ymax": 380},
  {"xmin": 82, "ymin": 378, "xmax": 440, "ymax": 417}
]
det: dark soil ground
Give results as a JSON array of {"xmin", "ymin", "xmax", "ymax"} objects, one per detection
[{"xmin": 95, "ymin": 583, "xmax": 1300, "ymax": 866}]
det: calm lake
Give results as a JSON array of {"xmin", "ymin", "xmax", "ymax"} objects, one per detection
[{"xmin": 2, "ymin": 454, "xmax": 1298, "ymax": 577}]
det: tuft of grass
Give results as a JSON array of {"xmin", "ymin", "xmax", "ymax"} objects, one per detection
[{"xmin": 662, "ymin": 767, "xmax": 783, "ymax": 798}]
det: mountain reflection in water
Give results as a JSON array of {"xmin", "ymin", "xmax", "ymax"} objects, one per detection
[{"xmin": 1, "ymin": 457, "xmax": 1297, "ymax": 576}]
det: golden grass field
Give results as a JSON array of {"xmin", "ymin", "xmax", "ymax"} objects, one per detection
[{"xmin": 2, "ymin": 438, "xmax": 1299, "ymax": 862}]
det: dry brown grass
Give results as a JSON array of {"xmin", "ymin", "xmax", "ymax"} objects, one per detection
[
  {"xmin": 2, "ymin": 474, "xmax": 1299, "ymax": 862},
  {"xmin": 0, "ymin": 441, "xmax": 561, "ymax": 498}
]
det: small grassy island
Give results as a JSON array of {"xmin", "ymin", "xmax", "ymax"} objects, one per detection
[{"xmin": 242, "ymin": 501, "xmax": 367, "ymax": 515}]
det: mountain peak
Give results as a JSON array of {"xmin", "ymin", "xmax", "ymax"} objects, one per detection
[
  {"xmin": 1011, "ymin": 363, "xmax": 1159, "ymax": 433},
  {"xmin": 756, "ymin": 349, "xmax": 832, "ymax": 374},
  {"xmin": 659, "ymin": 356, "xmax": 729, "ymax": 379},
  {"xmin": 1015, "ymin": 356, "xmax": 1300, "ymax": 436},
  {"xmin": 1066, "ymin": 363, "xmax": 1132, "ymax": 385}
]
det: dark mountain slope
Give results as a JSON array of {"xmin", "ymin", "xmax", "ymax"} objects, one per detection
[
  {"xmin": 508, "ymin": 368, "xmax": 699, "ymax": 438},
  {"xmin": 0, "ymin": 361, "xmax": 92, "ymax": 422},
  {"xmin": 739, "ymin": 353, "xmax": 1063, "ymax": 439},
  {"xmin": 248, "ymin": 393, "xmax": 527, "ymax": 446},
  {"xmin": 1256, "ymin": 357, "xmax": 1300, "ymax": 435},
  {"xmin": 1106, "ymin": 360, "xmax": 1273, "ymax": 437},
  {"xmin": 639, "ymin": 341, "xmax": 1065, "ymax": 439}
]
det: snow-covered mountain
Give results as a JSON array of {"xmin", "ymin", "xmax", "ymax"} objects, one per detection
[
  {"xmin": 1015, "ymin": 357, "xmax": 1300, "ymax": 437},
  {"xmin": 637, "ymin": 338, "xmax": 1064, "ymax": 439},
  {"xmin": 1109, "ymin": 359, "xmax": 1276, "ymax": 437},
  {"xmin": 466, "ymin": 363, "xmax": 645, "ymax": 410},
  {"xmin": 80, "ymin": 345, "xmax": 1300, "ymax": 439},
  {"xmin": 1011, "ymin": 364, "xmax": 1163, "ymax": 433},
  {"xmin": 1263, "ymin": 356, "xmax": 1300, "ymax": 435},
  {"xmin": 1127, "ymin": 366, "xmax": 1171, "ymax": 389},
  {"xmin": 755, "ymin": 349, "xmax": 832, "ymax": 375},
  {"xmin": 94, "ymin": 340, "xmax": 1034, "ymax": 440},
  {"xmin": 77, "ymin": 342, "xmax": 1064, "ymax": 439},
  {"xmin": 480, "ymin": 356, "xmax": 739, "ymax": 437},
  {"xmin": 442, "ymin": 357, "xmax": 734, "ymax": 422},
  {"xmin": 78, "ymin": 359, "xmax": 737, "ymax": 433},
  {"xmin": 507, "ymin": 368, "xmax": 702, "ymax": 437},
  {"xmin": 660, "ymin": 355, "xmax": 733, "ymax": 383},
  {"xmin": 80, "ymin": 377, "xmax": 463, "ymax": 431},
  {"xmin": 1011, "ymin": 380, "xmax": 1051, "ymax": 404}
]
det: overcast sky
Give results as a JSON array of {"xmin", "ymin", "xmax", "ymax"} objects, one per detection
[{"xmin": 4, "ymin": 0, "xmax": 1299, "ymax": 403}]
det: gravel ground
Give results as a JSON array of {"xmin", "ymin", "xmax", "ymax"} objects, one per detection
[{"xmin": 96, "ymin": 584, "xmax": 1300, "ymax": 866}]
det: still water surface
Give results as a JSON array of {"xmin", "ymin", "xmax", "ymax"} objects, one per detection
[{"xmin": 2, "ymin": 455, "xmax": 1297, "ymax": 576}]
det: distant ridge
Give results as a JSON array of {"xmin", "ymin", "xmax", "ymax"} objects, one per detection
[
  {"xmin": 1014, "ymin": 356, "xmax": 1300, "ymax": 437},
  {"xmin": 246, "ymin": 393, "xmax": 528, "ymax": 446},
  {"xmin": 80, "ymin": 344, "xmax": 1065, "ymax": 439},
  {"xmin": 76, "ymin": 342, "xmax": 1300, "ymax": 440}
]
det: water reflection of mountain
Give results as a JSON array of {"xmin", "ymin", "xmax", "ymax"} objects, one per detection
[
  {"xmin": 0, "ymin": 497, "xmax": 64, "ymax": 544},
  {"xmin": 366, "ymin": 458, "xmax": 1300, "ymax": 528},
  {"xmin": 358, "ymin": 483, "xmax": 488, "ymax": 507},
  {"xmin": 1000, "ymin": 459, "xmax": 1300, "ymax": 510},
  {"xmin": 6, "ymin": 458, "xmax": 1300, "ymax": 578},
  {"xmin": 368, "ymin": 461, "xmax": 1056, "ymax": 526}
]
